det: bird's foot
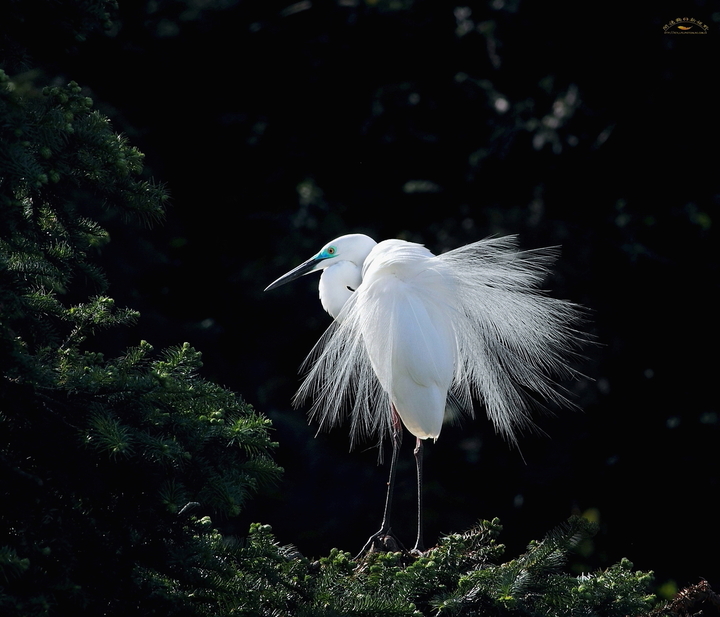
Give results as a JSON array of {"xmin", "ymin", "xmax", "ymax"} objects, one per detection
[
  {"xmin": 355, "ymin": 528, "xmax": 406, "ymax": 559},
  {"xmin": 409, "ymin": 544, "xmax": 425, "ymax": 557}
]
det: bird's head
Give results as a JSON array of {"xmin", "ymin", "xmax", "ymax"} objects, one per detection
[{"xmin": 264, "ymin": 234, "xmax": 377, "ymax": 292}]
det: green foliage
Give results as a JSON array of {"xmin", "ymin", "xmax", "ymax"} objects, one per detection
[
  {"xmin": 175, "ymin": 517, "xmax": 655, "ymax": 617},
  {"xmin": 432, "ymin": 519, "xmax": 654, "ymax": 616},
  {"xmin": 0, "ymin": 71, "xmax": 281, "ymax": 615}
]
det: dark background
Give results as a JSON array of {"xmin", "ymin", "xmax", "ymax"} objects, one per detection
[{"xmin": 28, "ymin": 0, "xmax": 718, "ymax": 593}]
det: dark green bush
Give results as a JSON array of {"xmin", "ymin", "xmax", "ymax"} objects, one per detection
[{"xmin": 0, "ymin": 73, "xmax": 281, "ymax": 616}]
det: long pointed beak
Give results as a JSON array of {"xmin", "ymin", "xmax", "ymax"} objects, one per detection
[{"xmin": 264, "ymin": 256, "xmax": 321, "ymax": 292}]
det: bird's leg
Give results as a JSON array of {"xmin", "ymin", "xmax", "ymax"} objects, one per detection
[
  {"xmin": 379, "ymin": 409, "xmax": 402, "ymax": 532},
  {"xmin": 355, "ymin": 406, "xmax": 405, "ymax": 558},
  {"xmin": 411, "ymin": 437, "xmax": 425, "ymax": 554}
]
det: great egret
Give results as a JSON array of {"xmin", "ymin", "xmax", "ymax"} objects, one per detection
[{"xmin": 265, "ymin": 233, "xmax": 583, "ymax": 554}]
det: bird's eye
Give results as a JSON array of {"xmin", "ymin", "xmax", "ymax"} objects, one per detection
[{"xmin": 327, "ymin": 247, "xmax": 336, "ymax": 255}]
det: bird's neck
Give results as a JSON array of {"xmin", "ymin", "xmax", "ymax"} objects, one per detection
[{"xmin": 319, "ymin": 261, "xmax": 363, "ymax": 319}]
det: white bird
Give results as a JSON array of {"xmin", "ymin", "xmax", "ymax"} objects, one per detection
[{"xmin": 265, "ymin": 233, "xmax": 584, "ymax": 554}]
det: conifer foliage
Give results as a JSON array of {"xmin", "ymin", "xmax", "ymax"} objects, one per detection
[
  {"xmin": 0, "ymin": 71, "xmax": 281, "ymax": 614},
  {"xmin": 209, "ymin": 517, "xmax": 656, "ymax": 616}
]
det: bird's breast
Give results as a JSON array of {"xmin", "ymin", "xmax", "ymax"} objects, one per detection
[{"xmin": 357, "ymin": 269, "xmax": 457, "ymax": 440}]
